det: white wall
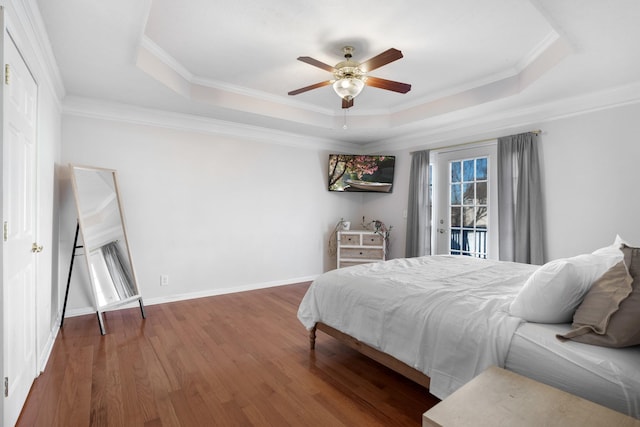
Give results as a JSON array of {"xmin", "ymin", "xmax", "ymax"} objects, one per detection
[
  {"xmin": 35, "ymin": 79, "xmax": 61, "ymax": 369},
  {"xmin": 368, "ymin": 102, "xmax": 640, "ymax": 263},
  {"xmin": 60, "ymin": 100, "xmax": 640, "ymax": 315},
  {"xmin": 358, "ymin": 152, "xmax": 409, "ymax": 260},
  {"xmin": 60, "ymin": 114, "xmax": 362, "ymax": 312},
  {"xmin": 539, "ymin": 103, "xmax": 640, "ymax": 259}
]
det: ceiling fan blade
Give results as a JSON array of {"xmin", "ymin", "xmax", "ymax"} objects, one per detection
[
  {"xmin": 365, "ymin": 77, "xmax": 411, "ymax": 93},
  {"xmin": 342, "ymin": 98, "xmax": 354, "ymax": 109},
  {"xmin": 297, "ymin": 56, "xmax": 336, "ymax": 72},
  {"xmin": 288, "ymin": 81, "xmax": 332, "ymax": 96},
  {"xmin": 359, "ymin": 48, "xmax": 404, "ymax": 72}
]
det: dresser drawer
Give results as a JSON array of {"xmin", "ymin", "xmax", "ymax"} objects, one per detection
[
  {"xmin": 336, "ymin": 229, "xmax": 386, "ymax": 269},
  {"xmin": 339, "ymin": 233, "xmax": 361, "ymax": 245},
  {"xmin": 340, "ymin": 247, "xmax": 384, "ymax": 260},
  {"xmin": 339, "ymin": 260, "xmax": 375, "ymax": 268},
  {"xmin": 362, "ymin": 234, "xmax": 384, "ymax": 246}
]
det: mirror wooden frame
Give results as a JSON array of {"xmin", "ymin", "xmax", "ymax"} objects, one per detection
[{"xmin": 65, "ymin": 164, "xmax": 145, "ymax": 334}]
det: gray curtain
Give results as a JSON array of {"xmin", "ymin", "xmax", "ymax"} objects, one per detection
[
  {"xmin": 405, "ymin": 150, "xmax": 431, "ymax": 257},
  {"xmin": 102, "ymin": 241, "xmax": 136, "ymax": 298},
  {"xmin": 497, "ymin": 132, "xmax": 544, "ymax": 264}
]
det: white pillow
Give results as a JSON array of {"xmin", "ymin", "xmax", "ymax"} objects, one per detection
[
  {"xmin": 592, "ymin": 234, "xmax": 627, "ymax": 256},
  {"xmin": 509, "ymin": 253, "xmax": 621, "ymax": 323}
]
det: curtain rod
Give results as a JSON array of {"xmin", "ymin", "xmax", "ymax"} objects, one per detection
[{"xmin": 411, "ymin": 129, "xmax": 542, "ymax": 154}]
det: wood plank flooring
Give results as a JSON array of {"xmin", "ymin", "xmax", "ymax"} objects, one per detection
[{"xmin": 17, "ymin": 282, "xmax": 439, "ymax": 426}]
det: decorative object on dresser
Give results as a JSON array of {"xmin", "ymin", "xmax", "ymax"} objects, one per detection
[{"xmin": 337, "ymin": 229, "xmax": 386, "ymax": 268}]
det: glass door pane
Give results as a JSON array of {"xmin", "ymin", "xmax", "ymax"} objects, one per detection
[{"xmin": 433, "ymin": 143, "xmax": 498, "ymax": 259}]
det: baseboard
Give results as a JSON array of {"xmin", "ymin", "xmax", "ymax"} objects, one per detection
[
  {"xmin": 63, "ymin": 275, "xmax": 318, "ymax": 318},
  {"xmin": 37, "ymin": 318, "xmax": 60, "ymax": 374}
]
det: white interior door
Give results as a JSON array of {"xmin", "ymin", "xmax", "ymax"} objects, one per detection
[
  {"xmin": 3, "ymin": 30, "xmax": 38, "ymax": 427},
  {"xmin": 433, "ymin": 142, "xmax": 498, "ymax": 259}
]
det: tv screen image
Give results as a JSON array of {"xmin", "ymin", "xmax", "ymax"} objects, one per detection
[{"xmin": 328, "ymin": 154, "xmax": 396, "ymax": 193}]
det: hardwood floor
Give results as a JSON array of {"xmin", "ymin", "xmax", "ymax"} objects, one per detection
[{"xmin": 17, "ymin": 282, "xmax": 438, "ymax": 426}]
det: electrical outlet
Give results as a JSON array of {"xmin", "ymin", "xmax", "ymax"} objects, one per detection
[{"xmin": 160, "ymin": 275, "xmax": 169, "ymax": 286}]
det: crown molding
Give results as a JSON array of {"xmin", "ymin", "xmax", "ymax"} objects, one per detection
[
  {"xmin": 9, "ymin": 0, "xmax": 66, "ymax": 102},
  {"xmin": 62, "ymin": 96, "xmax": 356, "ymax": 152},
  {"xmin": 140, "ymin": 35, "xmax": 194, "ymax": 82},
  {"xmin": 139, "ymin": 35, "xmax": 335, "ymax": 116},
  {"xmin": 61, "ymin": 78, "xmax": 640, "ymax": 156},
  {"xmin": 514, "ymin": 29, "xmax": 562, "ymax": 74},
  {"xmin": 140, "ymin": 28, "xmax": 563, "ymax": 123},
  {"xmin": 138, "ymin": 23, "xmax": 571, "ymax": 136},
  {"xmin": 390, "ymin": 33, "xmax": 570, "ymax": 124},
  {"xmin": 370, "ymin": 81, "xmax": 640, "ymax": 152}
]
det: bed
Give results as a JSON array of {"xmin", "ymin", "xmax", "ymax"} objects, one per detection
[{"xmin": 297, "ymin": 252, "xmax": 640, "ymax": 418}]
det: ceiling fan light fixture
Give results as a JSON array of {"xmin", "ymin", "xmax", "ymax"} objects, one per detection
[{"xmin": 332, "ymin": 77, "xmax": 365, "ymax": 101}]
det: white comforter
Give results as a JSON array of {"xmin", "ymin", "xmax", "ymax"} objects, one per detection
[{"xmin": 297, "ymin": 255, "xmax": 538, "ymax": 399}]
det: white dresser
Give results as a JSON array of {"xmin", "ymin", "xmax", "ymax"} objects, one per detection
[{"xmin": 337, "ymin": 230, "xmax": 386, "ymax": 268}]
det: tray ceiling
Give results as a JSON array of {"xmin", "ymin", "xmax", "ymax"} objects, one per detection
[{"xmin": 36, "ymin": 0, "xmax": 640, "ymax": 145}]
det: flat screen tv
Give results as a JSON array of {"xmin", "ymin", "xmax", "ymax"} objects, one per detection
[{"xmin": 328, "ymin": 154, "xmax": 396, "ymax": 193}]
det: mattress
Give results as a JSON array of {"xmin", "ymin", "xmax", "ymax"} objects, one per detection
[
  {"xmin": 506, "ymin": 322, "xmax": 640, "ymax": 418},
  {"xmin": 298, "ymin": 255, "xmax": 538, "ymax": 399}
]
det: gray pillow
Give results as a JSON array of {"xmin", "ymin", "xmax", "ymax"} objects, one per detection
[{"xmin": 558, "ymin": 244, "xmax": 640, "ymax": 347}]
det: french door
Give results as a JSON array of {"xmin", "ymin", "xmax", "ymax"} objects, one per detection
[{"xmin": 432, "ymin": 142, "xmax": 498, "ymax": 259}]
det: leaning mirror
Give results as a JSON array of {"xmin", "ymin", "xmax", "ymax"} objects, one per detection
[{"xmin": 68, "ymin": 165, "xmax": 145, "ymax": 334}]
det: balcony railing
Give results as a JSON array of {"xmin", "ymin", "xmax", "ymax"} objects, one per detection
[{"xmin": 450, "ymin": 228, "xmax": 487, "ymax": 258}]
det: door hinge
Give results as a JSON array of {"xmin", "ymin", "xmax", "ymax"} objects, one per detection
[
  {"xmin": 3, "ymin": 221, "xmax": 7, "ymax": 241},
  {"xmin": 4, "ymin": 63, "xmax": 9, "ymax": 85},
  {"xmin": 4, "ymin": 377, "xmax": 7, "ymax": 397}
]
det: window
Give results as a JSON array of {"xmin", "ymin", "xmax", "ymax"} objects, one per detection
[{"xmin": 449, "ymin": 157, "xmax": 488, "ymax": 258}]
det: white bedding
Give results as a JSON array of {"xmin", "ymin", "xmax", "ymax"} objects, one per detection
[
  {"xmin": 506, "ymin": 322, "xmax": 640, "ymax": 418},
  {"xmin": 297, "ymin": 255, "xmax": 538, "ymax": 399}
]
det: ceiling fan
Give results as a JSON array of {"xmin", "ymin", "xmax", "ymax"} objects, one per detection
[{"xmin": 288, "ymin": 46, "xmax": 411, "ymax": 109}]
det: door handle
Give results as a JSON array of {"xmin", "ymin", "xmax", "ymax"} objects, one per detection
[
  {"xmin": 438, "ymin": 228, "xmax": 446, "ymax": 234},
  {"xmin": 31, "ymin": 242, "xmax": 43, "ymax": 253}
]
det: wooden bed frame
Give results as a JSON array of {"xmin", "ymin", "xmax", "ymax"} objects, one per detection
[{"xmin": 310, "ymin": 322, "xmax": 432, "ymax": 389}]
